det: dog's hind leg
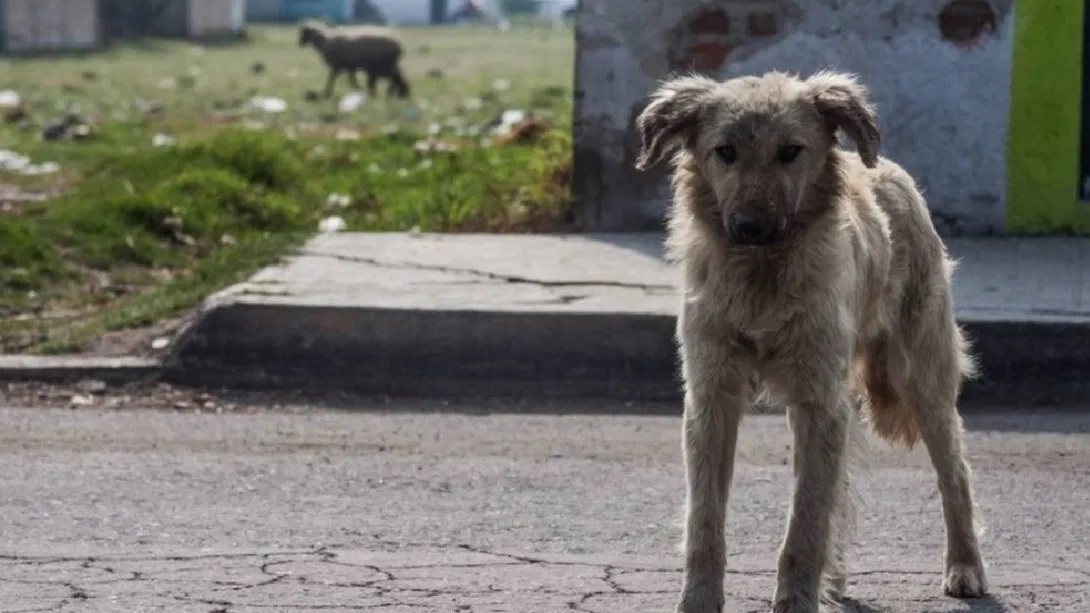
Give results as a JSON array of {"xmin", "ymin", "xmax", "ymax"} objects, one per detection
[{"xmin": 895, "ymin": 316, "xmax": 988, "ymax": 598}]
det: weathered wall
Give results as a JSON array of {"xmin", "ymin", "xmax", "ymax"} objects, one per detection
[
  {"xmin": 0, "ymin": 0, "xmax": 100, "ymax": 53},
  {"xmin": 573, "ymin": 0, "xmax": 1013, "ymax": 234}
]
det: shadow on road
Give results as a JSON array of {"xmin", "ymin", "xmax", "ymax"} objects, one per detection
[
  {"xmin": 921, "ymin": 594, "xmax": 1011, "ymax": 612},
  {"xmin": 961, "ymin": 411, "xmax": 1090, "ymax": 434}
]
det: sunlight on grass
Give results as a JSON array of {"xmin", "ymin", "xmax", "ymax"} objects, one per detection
[{"xmin": 0, "ymin": 24, "xmax": 575, "ymax": 354}]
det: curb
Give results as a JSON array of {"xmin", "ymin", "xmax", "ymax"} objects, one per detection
[
  {"xmin": 0, "ymin": 356, "xmax": 163, "ymax": 385},
  {"xmin": 161, "ymin": 301, "xmax": 1090, "ymax": 407},
  {"xmin": 163, "ymin": 303, "xmax": 680, "ymax": 400}
]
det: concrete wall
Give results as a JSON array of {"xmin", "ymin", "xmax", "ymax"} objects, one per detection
[
  {"xmin": 152, "ymin": 0, "xmax": 246, "ymax": 38},
  {"xmin": 0, "ymin": 0, "xmax": 100, "ymax": 53},
  {"xmin": 573, "ymin": 0, "xmax": 1014, "ymax": 234}
]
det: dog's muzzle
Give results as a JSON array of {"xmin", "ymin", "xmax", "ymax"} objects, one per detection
[{"xmin": 727, "ymin": 211, "xmax": 787, "ymax": 246}]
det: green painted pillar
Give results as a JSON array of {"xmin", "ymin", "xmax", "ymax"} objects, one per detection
[{"xmin": 1008, "ymin": 0, "xmax": 1090, "ymax": 233}]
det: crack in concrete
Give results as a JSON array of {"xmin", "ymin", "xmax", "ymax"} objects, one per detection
[
  {"xmin": 301, "ymin": 250, "xmax": 676, "ymax": 292},
  {"xmin": 1, "ymin": 544, "xmax": 1082, "ymax": 611}
]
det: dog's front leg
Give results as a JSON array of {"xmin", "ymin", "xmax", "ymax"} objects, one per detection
[
  {"xmin": 675, "ymin": 339, "xmax": 751, "ymax": 613},
  {"xmin": 773, "ymin": 391, "xmax": 850, "ymax": 613}
]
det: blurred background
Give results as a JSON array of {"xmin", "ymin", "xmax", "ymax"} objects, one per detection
[{"xmin": 0, "ymin": 0, "xmax": 577, "ymax": 354}]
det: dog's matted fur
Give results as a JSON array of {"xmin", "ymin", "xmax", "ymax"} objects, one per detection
[{"xmin": 635, "ymin": 70, "xmax": 988, "ymax": 613}]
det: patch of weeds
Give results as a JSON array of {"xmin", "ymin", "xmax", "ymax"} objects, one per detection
[
  {"xmin": 2, "ymin": 128, "xmax": 316, "ymax": 353},
  {"xmin": 2, "ymin": 124, "xmax": 573, "ymax": 354},
  {"xmin": 0, "ymin": 217, "xmax": 66, "ymax": 292}
]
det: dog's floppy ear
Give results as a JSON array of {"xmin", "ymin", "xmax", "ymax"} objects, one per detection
[
  {"xmin": 807, "ymin": 71, "xmax": 880, "ymax": 168},
  {"xmin": 634, "ymin": 75, "xmax": 716, "ymax": 171}
]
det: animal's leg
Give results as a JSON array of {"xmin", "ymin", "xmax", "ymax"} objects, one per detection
[
  {"xmin": 915, "ymin": 402, "xmax": 987, "ymax": 597},
  {"xmin": 894, "ymin": 307, "xmax": 987, "ymax": 598},
  {"xmin": 388, "ymin": 67, "xmax": 410, "ymax": 99},
  {"xmin": 367, "ymin": 72, "xmax": 379, "ymax": 98},
  {"xmin": 674, "ymin": 334, "xmax": 752, "ymax": 613},
  {"xmin": 324, "ymin": 68, "xmax": 341, "ymax": 98},
  {"xmin": 901, "ymin": 367, "xmax": 987, "ymax": 596},
  {"xmin": 347, "ymin": 70, "xmax": 362, "ymax": 90},
  {"xmin": 773, "ymin": 396, "xmax": 850, "ymax": 613},
  {"xmin": 822, "ymin": 402, "xmax": 860, "ymax": 603}
]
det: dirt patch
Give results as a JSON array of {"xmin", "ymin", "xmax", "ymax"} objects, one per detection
[{"xmin": 84, "ymin": 311, "xmax": 195, "ymax": 358}]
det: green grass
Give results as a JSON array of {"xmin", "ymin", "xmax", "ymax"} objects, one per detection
[{"xmin": 0, "ymin": 24, "xmax": 574, "ymax": 354}]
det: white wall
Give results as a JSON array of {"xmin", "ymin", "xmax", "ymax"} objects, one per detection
[{"xmin": 574, "ymin": 0, "xmax": 1014, "ymax": 233}]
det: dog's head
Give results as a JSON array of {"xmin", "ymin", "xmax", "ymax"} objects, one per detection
[{"xmin": 635, "ymin": 70, "xmax": 880, "ymax": 247}]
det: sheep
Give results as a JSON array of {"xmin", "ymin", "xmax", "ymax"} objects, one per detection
[{"xmin": 298, "ymin": 20, "xmax": 411, "ymax": 100}]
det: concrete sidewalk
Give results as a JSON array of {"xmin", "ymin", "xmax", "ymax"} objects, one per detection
[{"xmin": 165, "ymin": 233, "xmax": 1090, "ymax": 404}]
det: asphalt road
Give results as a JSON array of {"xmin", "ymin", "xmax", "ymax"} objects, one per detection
[{"xmin": 1, "ymin": 400, "xmax": 1088, "ymax": 612}]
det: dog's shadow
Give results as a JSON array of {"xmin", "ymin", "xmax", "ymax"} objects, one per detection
[{"xmin": 841, "ymin": 594, "xmax": 1008, "ymax": 612}]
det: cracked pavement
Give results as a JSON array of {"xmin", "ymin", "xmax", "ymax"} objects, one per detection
[{"xmin": 1, "ymin": 401, "xmax": 1088, "ymax": 612}]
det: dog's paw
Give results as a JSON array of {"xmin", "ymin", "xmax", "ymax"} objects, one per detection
[
  {"xmin": 675, "ymin": 583, "xmax": 723, "ymax": 613},
  {"xmin": 943, "ymin": 562, "xmax": 988, "ymax": 598}
]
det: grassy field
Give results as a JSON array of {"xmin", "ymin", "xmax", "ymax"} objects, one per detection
[{"xmin": 0, "ymin": 24, "xmax": 575, "ymax": 355}]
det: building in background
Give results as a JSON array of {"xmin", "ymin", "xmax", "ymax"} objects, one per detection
[
  {"xmin": 149, "ymin": 0, "xmax": 246, "ymax": 39},
  {"xmin": 246, "ymin": 0, "xmax": 284, "ymax": 22},
  {"xmin": 281, "ymin": 0, "xmax": 355, "ymax": 23},
  {"xmin": 368, "ymin": 0, "xmax": 432, "ymax": 25},
  {"xmin": 0, "ymin": 0, "xmax": 102, "ymax": 54}
]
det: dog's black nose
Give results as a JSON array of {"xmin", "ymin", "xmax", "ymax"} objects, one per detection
[{"xmin": 727, "ymin": 212, "xmax": 783, "ymax": 245}]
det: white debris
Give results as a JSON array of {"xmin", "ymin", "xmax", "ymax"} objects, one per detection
[
  {"xmin": 491, "ymin": 109, "xmax": 527, "ymax": 136},
  {"xmin": 492, "ymin": 78, "xmax": 511, "ymax": 92},
  {"xmin": 325, "ymin": 193, "xmax": 351, "ymax": 209},
  {"xmin": 319, "ymin": 216, "xmax": 347, "ymax": 233},
  {"xmin": 69, "ymin": 394, "xmax": 95, "ymax": 407},
  {"xmin": 463, "ymin": 97, "xmax": 484, "ymax": 111},
  {"xmin": 0, "ymin": 150, "xmax": 59, "ymax": 176},
  {"xmin": 152, "ymin": 133, "xmax": 176, "ymax": 147},
  {"xmin": 247, "ymin": 96, "xmax": 288, "ymax": 114},
  {"xmin": 151, "ymin": 337, "xmax": 171, "ymax": 350},
  {"xmin": 0, "ymin": 90, "xmax": 20, "ymax": 108},
  {"xmin": 338, "ymin": 92, "xmax": 367, "ymax": 113}
]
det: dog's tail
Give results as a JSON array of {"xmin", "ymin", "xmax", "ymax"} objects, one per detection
[{"xmin": 855, "ymin": 341, "xmax": 920, "ymax": 448}]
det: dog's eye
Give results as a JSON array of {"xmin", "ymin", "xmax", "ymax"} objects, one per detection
[
  {"xmin": 777, "ymin": 145, "xmax": 803, "ymax": 164},
  {"xmin": 715, "ymin": 145, "xmax": 737, "ymax": 165}
]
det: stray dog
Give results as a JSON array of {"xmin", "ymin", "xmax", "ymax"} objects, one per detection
[{"xmin": 634, "ymin": 70, "xmax": 988, "ymax": 613}]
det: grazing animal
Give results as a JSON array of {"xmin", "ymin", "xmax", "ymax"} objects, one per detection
[
  {"xmin": 297, "ymin": 20, "xmax": 411, "ymax": 100},
  {"xmin": 634, "ymin": 70, "xmax": 988, "ymax": 613}
]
